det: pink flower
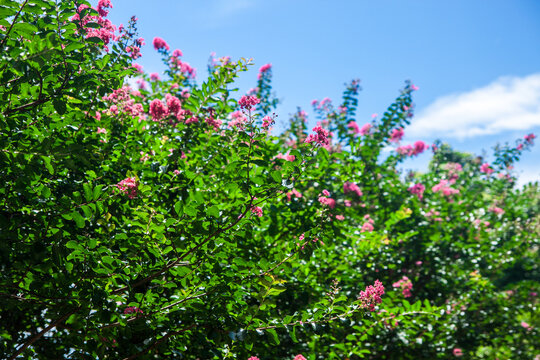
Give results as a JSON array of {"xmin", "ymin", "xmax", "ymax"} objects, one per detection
[
  {"xmin": 149, "ymin": 72, "xmax": 160, "ymax": 81},
  {"xmin": 248, "ymin": 357, "xmax": 260, "ymax": 360},
  {"xmin": 153, "ymin": 37, "xmax": 169, "ymax": 51},
  {"xmin": 335, "ymin": 214, "xmax": 345, "ymax": 220},
  {"xmin": 392, "ymin": 276, "xmax": 413, "ymax": 298},
  {"xmin": 276, "ymin": 153, "xmax": 295, "ymax": 162},
  {"xmin": 294, "ymin": 355, "xmax": 306, "ymax": 360},
  {"xmin": 480, "ymin": 163, "xmax": 494, "ymax": 175},
  {"xmin": 489, "ymin": 206, "xmax": 504, "ymax": 215},
  {"xmin": 304, "ymin": 126, "xmax": 330, "ymax": 146},
  {"xmin": 97, "ymin": 0, "xmax": 112, "ymax": 17},
  {"xmin": 521, "ymin": 321, "xmax": 533, "ymax": 331},
  {"xmin": 123, "ymin": 306, "xmax": 143, "ymax": 315},
  {"xmin": 251, "ymin": 206, "xmax": 263, "ymax": 217},
  {"xmin": 358, "ymin": 280, "xmax": 385, "ymax": 311},
  {"xmin": 359, "ymin": 123, "xmax": 372, "ymax": 136},
  {"xmin": 97, "ymin": 127, "xmax": 107, "ymax": 134},
  {"xmin": 286, "ymin": 189, "xmax": 302, "ymax": 201},
  {"xmin": 149, "ymin": 99, "xmax": 168, "ymax": 121},
  {"xmin": 322, "ymin": 189, "xmax": 330, "ymax": 197},
  {"xmin": 415, "ymin": 261, "xmax": 422, "ymax": 266},
  {"xmin": 408, "ymin": 183, "xmax": 425, "ymax": 200},
  {"xmin": 262, "ymin": 115, "xmax": 273, "ymax": 129},
  {"xmin": 413, "ymin": 140, "xmax": 427, "ymax": 155},
  {"xmin": 165, "ymin": 94, "xmax": 182, "ymax": 116},
  {"xmin": 259, "ymin": 63, "xmax": 272, "ymax": 73},
  {"xmin": 172, "ymin": 49, "xmax": 183, "ymax": 57},
  {"xmin": 238, "ymin": 95, "xmax": 260, "ymax": 110},
  {"xmin": 343, "ymin": 182, "xmax": 363, "ymax": 197},
  {"xmin": 524, "ymin": 133, "xmax": 536, "ymax": 144},
  {"xmin": 347, "ymin": 121, "xmax": 360, "ymax": 134},
  {"xmin": 453, "ymin": 348, "xmax": 463, "ymax": 357},
  {"xmin": 115, "ymin": 177, "xmax": 137, "ymax": 199},
  {"xmin": 228, "ymin": 110, "xmax": 248, "ymax": 129},
  {"xmin": 411, "ymin": 84, "xmax": 419, "ymax": 91},
  {"xmin": 389, "ymin": 128, "xmax": 404, "ymax": 143},
  {"xmin": 318, "ymin": 196, "xmax": 336, "ymax": 209},
  {"xmin": 396, "ymin": 144, "xmax": 413, "ymax": 156},
  {"xmin": 132, "ymin": 63, "xmax": 143, "ymax": 73},
  {"xmin": 432, "ymin": 179, "xmax": 459, "ymax": 197}
]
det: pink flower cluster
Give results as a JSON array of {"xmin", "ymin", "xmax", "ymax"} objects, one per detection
[
  {"xmin": 251, "ymin": 206, "xmax": 263, "ymax": 217},
  {"xmin": 396, "ymin": 141, "xmax": 428, "ymax": 156},
  {"xmin": 343, "ymin": 182, "xmax": 363, "ymax": 197},
  {"xmin": 432, "ymin": 179, "xmax": 459, "ymax": 197},
  {"xmin": 102, "ymin": 86, "xmax": 144, "ymax": 118},
  {"xmin": 318, "ymin": 190, "xmax": 336, "ymax": 209},
  {"xmin": 294, "ymin": 355, "xmax": 306, "ymax": 360},
  {"xmin": 524, "ymin": 133, "xmax": 536, "ymax": 144},
  {"xmin": 123, "ymin": 306, "xmax": 143, "ymax": 314},
  {"xmin": 480, "ymin": 163, "xmax": 494, "ymax": 175},
  {"xmin": 444, "ymin": 162, "xmax": 463, "ymax": 181},
  {"xmin": 286, "ymin": 189, "xmax": 302, "ymax": 202},
  {"xmin": 408, "ymin": 183, "xmax": 425, "ymax": 200},
  {"xmin": 149, "ymin": 99, "xmax": 169, "ymax": 122},
  {"xmin": 115, "ymin": 177, "xmax": 137, "ymax": 199},
  {"xmin": 489, "ymin": 206, "xmax": 504, "ymax": 215},
  {"xmin": 228, "ymin": 110, "xmax": 248, "ymax": 129},
  {"xmin": 361, "ymin": 214, "xmax": 374, "ymax": 232},
  {"xmin": 276, "ymin": 153, "xmax": 296, "ymax": 162},
  {"xmin": 72, "ymin": 1, "xmax": 117, "ymax": 50},
  {"xmin": 453, "ymin": 348, "xmax": 463, "ymax": 357},
  {"xmin": 170, "ymin": 56, "xmax": 197, "ymax": 79},
  {"xmin": 347, "ymin": 121, "xmax": 360, "ymax": 134},
  {"xmin": 305, "ymin": 126, "xmax": 330, "ymax": 146},
  {"xmin": 153, "ymin": 37, "xmax": 169, "ymax": 51},
  {"xmin": 358, "ymin": 280, "xmax": 385, "ymax": 311},
  {"xmin": 359, "ymin": 123, "xmax": 372, "ymax": 136},
  {"xmin": 238, "ymin": 95, "xmax": 260, "ymax": 110},
  {"xmin": 262, "ymin": 115, "xmax": 274, "ymax": 129},
  {"xmin": 392, "ymin": 276, "xmax": 413, "ymax": 298},
  {"xmin": 258, "ymin": 63, "xmax": 272, "ymax": 79},
  {"xmin": 389, "ymin": 128, "xmax": 404, "ymax": 143}
]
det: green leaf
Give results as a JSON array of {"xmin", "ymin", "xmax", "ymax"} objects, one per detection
[
  {"xmin": 72, "ymin": 211, "xmax": 85, "ymax": 228},
  {"xmin": 266, "ymin": 328, "xmax": 280, "ymax": 345},
  {"xmin": 206, "ymin": 205, "xmax": 219, "ymax": 217}
]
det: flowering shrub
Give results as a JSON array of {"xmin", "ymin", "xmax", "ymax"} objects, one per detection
[{"xmin": 0, "ymin": 1, "xmax": 538, "ymax": 359}]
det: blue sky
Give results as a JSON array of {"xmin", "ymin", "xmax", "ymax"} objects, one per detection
[{"xmin": 104, "ymin": 0, "xmax": 540, "ymax": 184}]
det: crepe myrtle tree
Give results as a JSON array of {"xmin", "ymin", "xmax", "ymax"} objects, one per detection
[{"xmin": 1, "ymin": 1, "xmax": 538, "ymax": 359}]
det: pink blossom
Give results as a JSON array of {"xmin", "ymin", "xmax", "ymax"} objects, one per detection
[
  {"xmin": 411, "ymin": 84, "xmax": 419, "ymax": 91},
  {"xmin": 359, "ymin": 123, "xmax": 372, "ymax": 136},
  {"xmin": 153, "ymin": 37, "xmax": 169, "ymax": 51},
  {"xmin": 238, "ymin": 95, "xmax": 260, "ymax": 110},
  {"xmin": 228, "ymin": 110, "xmax": 248, "ymax": 129},
  {"xmin": 149, "ymin": 99, "xmax": 168, "ymax": 121},
  {"xmin": 358, "ymin": 280, "xmax": 385, "ymax": 311},
  {"xmin": 318, "ymin": 196, "xmax": 336, "ymax": 209},
  {"xmin": 396, "ymin": 144, "xmax": 414, "ymax": 156},
  {"xmin": 123, "ymin": 306, "xmax": 143, "ymax": 315},
  {"xmin": 259, "ymin": 63, "xmax": 272, "ymax": 73},
  {"xmin": 413, "ymin": 140, "xmax": 427, "ymax": 155},
  {"xmin": 132, "ymin": 63, "xmax": 144, "ymax": 73},
  {"xmin": 248, "ymin": 357, "xmax": 260, "ymax": 360},
  {"xmin": 432, "ymin": 179, "xmax": 459, "ymax": 197},
  {"xmin": 453, "ymin": 348, "xmax": 463, "ymax": 357},
  {"xmin": 97, "ymin": 0, "xmax": 112, "ymax": 17},
  {"xmin": 415, "ymin": 261, "xmax": 422, "ymax": 266},
  {"xmin": 286, "ymin": 189, "xmax": 302, "ymax": 201},
  {"xmin": 115, "ymin": 177, "xmax": 137, "ymax": 199},
  {"xmin": 343, "ymin": 182, "xmax": 363, "ymax": 197},
  {"xmin": 480, "ymin": 163, "xmax": 494, "ymax": 175},
  {"xmin": 361, "ymin": 215, "xmax": 375, "ymax": 232},
  {"xmin": 276, "ymin": 153, "xmax": 296, "ymax": 162},
  {"xmin": 524, "ymin": 133, "xmax": 536, "ymax": 144},
  {"xmin": 304, "ymin": 126, "xmax": 330, "ymax": 146},
  {"xmin": 517, "ymin": 143, "xmax": 524, "ymax": 150},
  {"xmin": 371, "ymin": 113, "xmax": 378, "ymax": 119},
  {"xmin": 172, "ymin": 49, "xmax": 183, "ymax": 57},
  {"xmin": 389, "ymin": 128, "xmax": 404, "ymax": 143},
  {"xmin": 322, "ymin": 189, "xmax": 330, "ymax": 197},
  {"xmin": 408, "ymin": 183, "xmax": 425, "ymax": 200},
  {"xmin": 251, "ymin": 206, "xmax": 263, "ymax": 217},
  {"xmin": 262, "ymin": 115, "xmax": 273, "ymax": 129},
  {"xmin": 149, "ymin": 72, "xmax": 160, "ymax": 81},
  {"xmin": 294, "ymin": 356, "xmax": 307, "ymax": 360},
  {"xmin": 97, "ymin": 127, "xmax": 107, "ymax": 134},
  {"xmin": 347, "ymin": 121, "xmax": 360, "ymax": 134},
  {"xmin": 489, "ymin": 206, "xmax": 504, "ymax": 215},
  {"xmin": 335, "ymin": 214, "xmax": 345, "ymax": 220},
  {"xmin": 165, "ymin": 94, "xmax": 182, "ymax": 117},
  {"xmin": 521, "ymin": 321, "xmax": 532, "ymax": 331},
  {"xmin": 344, "ymin": 200, "xmax": 352, "ymax": 207},
  {"xmin": 392, "ymin": 276, "xmax": 413, "ymax": 298}
]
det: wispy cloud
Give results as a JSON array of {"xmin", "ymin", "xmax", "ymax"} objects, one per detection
[
  {"xmin": 408, "ymin": 73, "xmax": 540, "ymax": 139},
  {"xmin": 203, "ymin": 0, "xmax": 255, "ymax": 26}
]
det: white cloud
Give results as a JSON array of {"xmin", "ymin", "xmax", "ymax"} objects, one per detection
[{"xmin": 408, "ymin": 73, "xmax": 540, "ymax": 139}]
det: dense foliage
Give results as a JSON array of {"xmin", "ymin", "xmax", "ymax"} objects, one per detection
[{"xmin": 1, "ymin": 1, "xmax": 538, "ymax": 359}]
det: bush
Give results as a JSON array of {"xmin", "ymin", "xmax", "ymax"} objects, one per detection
[{"xmin": 1, "ymin": 1, "xmax": 538, "ymax": 359}]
